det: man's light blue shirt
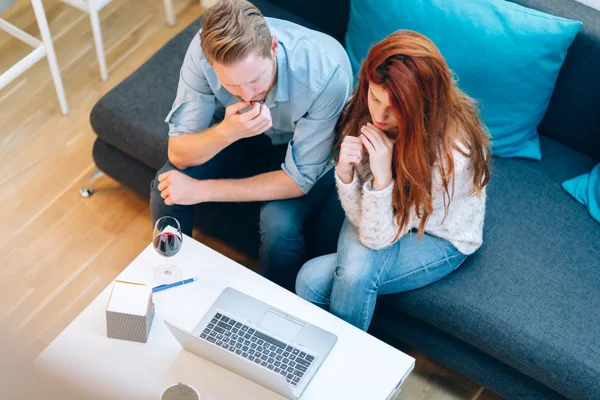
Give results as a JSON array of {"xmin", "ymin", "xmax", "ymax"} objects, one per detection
[{"xmin": 165, "ymin": 18, "xmax": 353, "ymax": 194}]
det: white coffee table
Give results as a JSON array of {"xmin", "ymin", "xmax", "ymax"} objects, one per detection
[{"xmin": 35, "ymin": 234, "xmax": 414, "ymax": 399}]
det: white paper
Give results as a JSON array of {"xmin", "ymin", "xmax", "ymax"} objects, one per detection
[{"xmin": 107, "ymin": 281, "xmax": 151, "ymax": 316}]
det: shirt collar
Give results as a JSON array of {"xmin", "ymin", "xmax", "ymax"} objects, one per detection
[{"xmin": 264, "ymin": 43, "xmax": 289, "ymax": 108}]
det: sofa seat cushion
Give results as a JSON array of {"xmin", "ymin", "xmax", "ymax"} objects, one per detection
[
  {"xmin": 90, "ymin": 0, "xmax": 323, "ymax": 171},
  {"xmin": 380, "ymin": 136, "xmax": 600, "ymax": 399}
]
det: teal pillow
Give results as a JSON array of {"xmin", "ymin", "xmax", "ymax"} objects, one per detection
[
  {"xmin": 345, "ymin": 0, "xmax": 582, "ymax": 160},
  {"xmin": 562, "ymin": 164, "xmax": 600, "ymax": 224}
]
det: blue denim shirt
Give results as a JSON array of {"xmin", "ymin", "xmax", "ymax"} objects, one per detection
[{"xmin": 165, "ymin": 18, "xmax": 353, "ymax": 193}]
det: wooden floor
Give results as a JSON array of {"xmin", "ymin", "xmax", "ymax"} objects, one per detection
[{"xmin": 0, "ymin": 1, "xmax": 502, "ymax": 399}]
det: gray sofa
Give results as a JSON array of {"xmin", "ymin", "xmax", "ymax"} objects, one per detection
[{"xmin": 89, "ymin": 0, "xmax": 600, "ymax": 399}]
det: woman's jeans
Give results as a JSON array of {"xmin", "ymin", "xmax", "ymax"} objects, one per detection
[{"xmin": 296, "ymin": 219, "xmax": 467, "ymax": 331}]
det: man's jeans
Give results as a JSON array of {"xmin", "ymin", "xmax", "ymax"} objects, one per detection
[
  {"xmin": 150, "ymin": 135, "xmax": 335, "ymax": 291},
  {"xmin": 295, "ymin": 219, "xmax": 467, "ymax": 331}
]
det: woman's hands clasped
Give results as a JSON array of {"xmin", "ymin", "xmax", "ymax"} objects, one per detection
[
  {"xmin": 336, "ymin": 123, "xmax": 394, "ymax": 190},
  {"xmin": 360, "ymin": 123, "xmax": 394, "ymax": 190}
]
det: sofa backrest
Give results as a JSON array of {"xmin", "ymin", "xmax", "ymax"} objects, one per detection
[
  {"xmin": 268, "ymin": 0, "xmax": 600, "ymax": 161},
  {"xmin": 266, "ymin": 0, "xmax": 350, "ymax": 43}
]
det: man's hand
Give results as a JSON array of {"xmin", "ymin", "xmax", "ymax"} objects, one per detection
[
  {"xmin": 336, "ymin": 135, "xmax": 364, "ymax": 184},
  {"xmin": 157, "ymin": 170, "xmax": 204, "ymax": 206},
  {"xmin": 360, "ymin": 123, "xmax": 394, "ymax": 190},
  {"xmin": 219, "ymin": 101, "xmax": 273, "ymax": 141}
]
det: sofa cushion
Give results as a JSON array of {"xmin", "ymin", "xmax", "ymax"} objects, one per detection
[
  {"xmin": 345, "ymin": 0, "xmax": 582, "ymax": 160},
  {"xmin": 90, "ymin": 0, "xmax": 323, "ymax": 172},
  {"xmin": 562, "ymin": 163, "xmax": 600, "ymax": 224},
  {"xmin": 380, "ymin": 136, "xmax": 600, "ymax": 399},
  {"xmin": 509, "ymin": 0, "xmax": 600, "ymax": 161}
]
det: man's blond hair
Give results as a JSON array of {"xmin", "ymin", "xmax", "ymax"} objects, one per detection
[{"xmin": 200, "ymin": 0, "xmax": 272, "ymax": 65}]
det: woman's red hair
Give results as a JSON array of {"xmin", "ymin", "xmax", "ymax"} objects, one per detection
[{"xmin": 335, "ymin": 30, "xmax": 490, "ymax": 239}]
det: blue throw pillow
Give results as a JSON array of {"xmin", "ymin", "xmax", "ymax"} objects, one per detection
[
  {"xmin": 345, "ymin": 0, "xmax": 582, "ymax": 160},
  {"xmin": 562, "ymin": 164, "xmax": 600, "ymax": 224}
]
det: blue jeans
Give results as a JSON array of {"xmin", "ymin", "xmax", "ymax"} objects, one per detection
[
  {"xmin": 296, "ymin": 219, "xmax": 467, "ymax": 331},
  {"xmin": 150, "ymin": 135, "xmax": 335, "ymax": 291}
]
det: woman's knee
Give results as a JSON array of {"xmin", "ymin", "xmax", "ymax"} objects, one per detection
[
  {"xmin": 334, "ymin": 245, "xmax": 382, "ymax": 291},
  {"xmin": 295, "ymin": 255, "xmax": 336, "ymax": 305},
  {"xmin": 295, "ymin": 263, "xmax": 315, "ymax": 300},
  {"xmin": 334, "ymin": 262, "xmax": 371, "ymax": 290},
  {"xmin": 296, "ymin": 258, "xmax": 318, "ymax": 295}
]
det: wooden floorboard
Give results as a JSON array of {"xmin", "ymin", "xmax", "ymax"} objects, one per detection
[{"xmin": 0, "ymin": 0, "xmax": 503, "ymax": 398}]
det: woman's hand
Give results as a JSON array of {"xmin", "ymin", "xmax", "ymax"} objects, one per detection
[
  {"xmin": 336, "ymin": 135, "xmax": 364, "ymax": 184},
  {"xmin": 360, "ymin": 123, "xmax": 394, "ymax": 190}
]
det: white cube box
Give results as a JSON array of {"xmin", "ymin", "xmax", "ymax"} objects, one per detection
[{"xmin": 106, "ymin": 281, "xmax": 155, "ymax": 343}]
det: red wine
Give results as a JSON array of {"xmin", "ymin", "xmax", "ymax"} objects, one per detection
[{"xmin": 153, "ymin": 232, "xmax": 182, "ymax": 257}]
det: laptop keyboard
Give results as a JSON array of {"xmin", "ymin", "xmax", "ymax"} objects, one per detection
[{"xmin": 199, "ymin": 312, "xmax": 315, "ymax": 387}]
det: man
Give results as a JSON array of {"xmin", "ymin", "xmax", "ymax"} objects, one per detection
[{"xmin": 150, "ymin": 0, "xmax": 352, "ymax": 291}]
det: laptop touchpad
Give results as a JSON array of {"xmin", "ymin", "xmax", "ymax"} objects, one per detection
[{"xmin": 258, "ymin": 311, "xmax": 302, "ymax": 341}]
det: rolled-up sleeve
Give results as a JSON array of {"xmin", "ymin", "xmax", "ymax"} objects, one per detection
[
  {"xmin": 282, "ymin": 66, "xmax": 352, "ymax": 193},
  {"xmin": 166, "ymin": 35, "xmax": 216, "ymax": 137}
]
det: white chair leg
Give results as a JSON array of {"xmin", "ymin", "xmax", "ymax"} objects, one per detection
[
  {"xmin": 31, "ymin": 0, "xmax": 69, "ymax": 115},
  {"xmin": 164, "ymin": 0, "xmax": 175, "ymax": 26},
  {"xmin": 87, "ymin": 0, "xmax": 108, "ymax": 81}
]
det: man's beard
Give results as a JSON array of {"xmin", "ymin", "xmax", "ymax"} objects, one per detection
[
  {"xmin": 251, "ymin": 91, "xmax": 269, "ymax": 102},
  {"xmin": 236, "ymin": 92, "xmax": 268, "ymax": 102}
]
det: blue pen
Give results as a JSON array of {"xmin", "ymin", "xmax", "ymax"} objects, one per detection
[{"xmin": 152, "ymin": 277, "xmax": 199, "ymax": 293}]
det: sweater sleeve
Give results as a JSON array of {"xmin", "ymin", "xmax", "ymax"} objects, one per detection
[
  {"xmin": 335, "ymin": 170, "xmax": 362, "ymax": 228},
  {"xmin": 358, "ymin": 179, "xmax": 413, "ymax": 250}
]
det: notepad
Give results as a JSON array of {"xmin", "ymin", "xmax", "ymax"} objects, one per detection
[{"xmin": 107, "ymin": 281, "xmax": 152, "ymax": 316}]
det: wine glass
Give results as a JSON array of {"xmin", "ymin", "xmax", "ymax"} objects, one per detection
[{"xmin": 152, "ymin": 216, "xmax": 183, "ymax": 284}]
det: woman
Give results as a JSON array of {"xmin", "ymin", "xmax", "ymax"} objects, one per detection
[{"xmin": 295, "ymin": 31, "xmax": 491, "ymax": 331}]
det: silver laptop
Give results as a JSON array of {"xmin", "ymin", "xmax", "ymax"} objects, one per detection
[{"xmin": 165, "ymin": 287, "xmax": 337, "ymax": 399}]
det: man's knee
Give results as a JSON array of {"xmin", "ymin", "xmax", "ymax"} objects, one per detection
[
  {"xmin": 150, "ymin": 162, "xmax": 178, "ymax": 204},
  {"xmin": 150, "ymin": 161, "xmax": 188, "ymax": 221},
  {"xmin": 151, "ymin": 161, "xmax": 178, "ymax": 189},
  {"xmin": 259, "ymin": 201, "xmax": 304, "ymax": 245}
]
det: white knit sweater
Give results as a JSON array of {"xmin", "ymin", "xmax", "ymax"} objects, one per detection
[{"xmin": 336, "ymin": 146, "xmax": 486, "ymax": 254}]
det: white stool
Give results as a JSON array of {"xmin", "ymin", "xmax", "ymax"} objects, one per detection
[{"xmin": 0, "ymin": 0, "xmax": 69, "ymax": 115}]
